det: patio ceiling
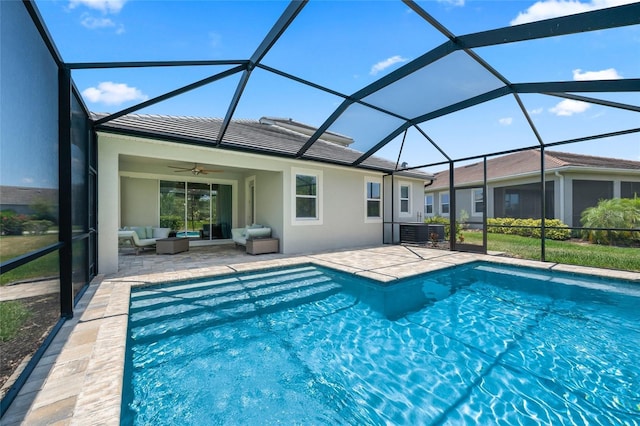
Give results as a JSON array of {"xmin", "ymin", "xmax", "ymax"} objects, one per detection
[{"xmin": 35, "ymin": 0, "xmax": 640, "ymax": 171}]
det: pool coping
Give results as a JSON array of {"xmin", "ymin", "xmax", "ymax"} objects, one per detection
[{"xmin": 3, "ymin": 245, "xmax": 639, "ymax": 425}]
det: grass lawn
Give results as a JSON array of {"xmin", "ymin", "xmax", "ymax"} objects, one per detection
[
  {"xmin": 0, "ymin": 301, "xmax": 31, "ymax": 341},
  {"xmin": 0, "ymin": 234, "xmax": 59, "ymax": 286},
  {"xmin": 463, "ymin": 232, "xmax": 640, "ymax": 272}
]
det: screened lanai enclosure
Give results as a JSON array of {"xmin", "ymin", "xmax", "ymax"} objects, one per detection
[{"xmin": 1, "ymin": 0, "xmax": 639, "ymax": 416}]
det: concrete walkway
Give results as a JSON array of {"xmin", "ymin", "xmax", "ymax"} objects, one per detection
[
  {"xmin": 0, "ymin": 279, "xmax": 59, "ymax": 302},
  {"xmin": 2, "ymin": 244, "xmax": 639, "ymax": 425}
]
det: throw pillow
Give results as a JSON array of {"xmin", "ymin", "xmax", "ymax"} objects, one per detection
[
  {"xmin": 153, "ymin": 228, "xmax": 171, "ymax": 239},
  {"xmin": 132, "ymin": 226, "xmax": 146, "ymax": 239}
]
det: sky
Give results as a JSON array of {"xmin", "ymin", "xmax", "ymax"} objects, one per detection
[{"xmin": 23, "ymin": 0, "xmax": 640, "ymax": 175}]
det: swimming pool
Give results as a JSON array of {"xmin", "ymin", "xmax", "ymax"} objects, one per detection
[{"xmin": 121, "ymin": 262, "xmax": 640, "ymax": 425}]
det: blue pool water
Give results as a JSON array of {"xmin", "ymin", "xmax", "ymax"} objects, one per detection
[
  {"xmin": 121, "ymin": 262, "xmax": 640, "ymax": 425},
  {"xmin": 175, "ymin": 231, "xmax": 200, "ymax": 238}
]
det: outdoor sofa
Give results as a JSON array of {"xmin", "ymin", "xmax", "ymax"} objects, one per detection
[
  {"xmin": 118, "ymin": 226, "xmax": 171, "ymax": 254},
  {"xmin": 231, "ymin": 224, "xmax": 272, "ymax": 246}
]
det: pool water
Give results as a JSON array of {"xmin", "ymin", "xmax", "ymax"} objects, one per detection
[
  {"xmin": 174, "ymin": 231, "xmax": 200, "ymax": 238},
  {"xmin": 121, "ymin": 263, "xmax": 640, "ymax": 425}
]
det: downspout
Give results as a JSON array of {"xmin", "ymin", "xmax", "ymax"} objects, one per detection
[{"xmin": 555, "ymin": 171, "xmax": 564, "ymax": 223}]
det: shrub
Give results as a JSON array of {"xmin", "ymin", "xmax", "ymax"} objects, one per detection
[
  {"xmin": 1, "ymin": 210, "xmax": 28, "ymax": 235},
  {"xmin": 160, "ymin": 215, "xmax": 184, "ymax": 230},
  {"xmin": 487, "ymin": 217, "xmax": 570, "ymax": 240},
  {"xmin": 23, "ymin": 220, "xmax": 54, "ymax": 235},
  {"xmin": 29, "ymin": 199, "xmax": 56, "ymax": 222},
  {"xmin": 580, "ymin": 198, "xmax": 640, "ymax": 245}
]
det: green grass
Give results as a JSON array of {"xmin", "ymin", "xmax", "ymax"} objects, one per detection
[
  {"xmin": 0, "ymin": 300, "xmax": 32, "ymax": 341},
  {"xmin": 462, "ymin": 232, "xmax": 640, "ymax": 272},
  {"xmin": 0, "ymin": 234, "xmax": 58, "ymax": 261},
  {"xmin": 1, "ymin": 235, "xmax": 60, "ymax": 286}
]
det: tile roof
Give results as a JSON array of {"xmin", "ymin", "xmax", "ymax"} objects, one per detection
[
  {"xmin": 0, "ymin": 186, "xmax": 58, "ymax": 205},
  {"xmin": 93, "ymin": 113, "xmax": 432, "ymax": 180},
  {"xmin": 428, "ymin": 150, "xmax": 640, "ymax": 189}
]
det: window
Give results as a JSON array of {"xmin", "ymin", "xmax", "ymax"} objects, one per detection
[
  {"xmin": 292, "ymin": 168, "xmax": 322, "ymax": 225},
  {"xmin": 622, "ymin": 181, "xmax": 640, "ymax": 198},
  {"xmin": 399, "ymin": 183, "xmax": 411, "ymax": 216},
  {"xmin": 440, "ymin": 192, "xmax": 450, "ymax": 215},
  {"xmin": 424, "ymin": 194, "xmax": 434, "ymax": 215},
  {"xmin": 493, "ymin": 182, "xmax": 554, "ymax": 219},
  {"xmin": 472, "ymin": 188, "xmax": 484, "ymax": 216},
  {"xmin": 365, "ymin": 177, "xmax": 382, "ymax": 222},
  {"xmin": 504, "ymin": 192, "xmax": 520, "ymax": 216}
]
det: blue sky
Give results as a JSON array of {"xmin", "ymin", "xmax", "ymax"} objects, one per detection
[{"xmin": 33, "ymin": 0, "xmax": 640, "ymax": 170}]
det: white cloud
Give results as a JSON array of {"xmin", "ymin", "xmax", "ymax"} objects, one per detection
[
  {"xmin": 572, "ymin": 68, "xmax": 622, "ymax": 80},
  {"xmin": 545, "ymin": 67, "xmax": 621, "ymax": 116},
  {"xmin": 81, "ymin": 15, "xmax": 115, "ymax": 29},
  {"xmin": 499, "ymin": 117, "xmax": 513, "ymax": 126},
  {"xmin": 69, "ymin": 0, "xmax": 126, "ymax": 14},
  {"xmin": 370, "ymin": 56, "xmax": 408, "ymax": 76},
  {"xmin": 82, "ymin": 82, "xmax": 148, "ymax": 105},
  {"xmin": 437, "ymin": 0, "xmax": 465, "ymax": 6},
  {"xmin": 510, "ymin": 0, "xmax": 637, "ymax": 26},
  {"xmin": 549, "ymin": 99, "xmax": 591, "ymax": 116},
  {"xmin": 529, "ymin": 107, "xmax": 544, "ymax": 115}
]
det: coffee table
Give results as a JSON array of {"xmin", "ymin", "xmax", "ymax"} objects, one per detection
[{"xmin": 156, "ymin": 237, "xmax": 189, "ymax": 254}]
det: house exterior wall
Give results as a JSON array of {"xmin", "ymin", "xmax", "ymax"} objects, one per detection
[
  {"xmin": 383, "ymin": 176, "xmax": 430, "ymax": 243},
  {"xmin": 98, "ymin": 132, "xmax": 425, "ymax": 273},
  {"xmin": 252, "ymin": 170, "xmax": 283, "ymax": 243},
  {"xmin": 283, "ymin": 166, "xmax": 386, "ymax": 253},
  {"xmin": 120, "ymin": 177, "xmax": 158, "ymax": 226},
  {"xmin": 560, "ymin": 170, "xmax": 640, "ymax": 227}
]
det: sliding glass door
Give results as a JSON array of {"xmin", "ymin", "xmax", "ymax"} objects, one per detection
[
  {"xmin": 160, "ymin": 181, "xmax": 186, "ymax": 232},
  {"xmin": 187, "ymin": 183, "xmax": 211, "ymax": 236},
  {"xmin": 160, "ymin": 180, "xmax": 232, "ymax": 239}
]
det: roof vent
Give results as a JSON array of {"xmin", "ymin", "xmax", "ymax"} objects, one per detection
[{"xmin": 260, "ymin": 116, "xmax": 354, "ymax": 147}]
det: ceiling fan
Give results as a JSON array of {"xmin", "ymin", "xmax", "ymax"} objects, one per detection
[{"xmin": 168, "ymin": 163, "xmax": 223, "ymax": 176}]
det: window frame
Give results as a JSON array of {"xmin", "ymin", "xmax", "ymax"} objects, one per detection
[
  {"xmin": 440, "ymin": 192, "xmax": 450, "ymax": 216},
  {"xmin": 424, "ymin": 193, "xmax": 434, "ymax": 216},
  {"xmin": 364, "ymin": 176, "xmax": 382, "ymax": 223},
  {"xmin": 399, "ymin": 182, "xmax": 412, "ymax": 217},
  {"xmin": 291, "ymin": 167, "xmax": 323, "ymax": 226},
  {"xmin": 471, "ymin": 188, "xmax": 484, "ymax": 216}
]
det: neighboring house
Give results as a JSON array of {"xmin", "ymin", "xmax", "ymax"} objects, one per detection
[
  {"xmin": 425, "ymin": 150, "xmax": 640, "ymax": 227},
  {"xmin": 97, "ymin": 114, "xmax": 432, "ymax": 274},
  {"xmin": 0, "ymin": 186, "xmax": 58, "ymax": 217}
]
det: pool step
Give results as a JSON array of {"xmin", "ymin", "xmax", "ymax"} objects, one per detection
[
  {"xmin": 129, "ymin": 267, "xmax": 326, "ymax": 318},
  {"xmin": 129, "ymin": 266, "xmax": 343, "ymax": 342}
]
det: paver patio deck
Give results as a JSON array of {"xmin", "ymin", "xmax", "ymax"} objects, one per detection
[{"xmin": 2, "ymin": 243, "xmax": 639, "ymax": 425}]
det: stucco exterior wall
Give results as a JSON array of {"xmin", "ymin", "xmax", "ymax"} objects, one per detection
[
  {"xmin": 282, "ymin": 166, "xmax": 386, "ymax": 253},
  {"xmin": 120, "ymin": 177, "xmax": 158, "ymax": 226},
  {"xmin": 383, "ymin": 175, "xmax": 429, "ymax": 243},
  {"xmin": 252, "ymin": 170, "xmax": 283, "ymax": 242}
]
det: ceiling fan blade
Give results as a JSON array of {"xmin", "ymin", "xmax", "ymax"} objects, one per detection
[
  {"xmin": 201, "ymin": 169, "xmax": 224, "ymax": 173},
  {"xmin": 168, "ymin": 165, "xmax": 191, "ymax": 171}
]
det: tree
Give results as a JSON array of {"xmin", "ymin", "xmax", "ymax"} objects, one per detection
[{"xmin": 580, "ymin": 197, "xmax": 640, "ymax": 245}]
